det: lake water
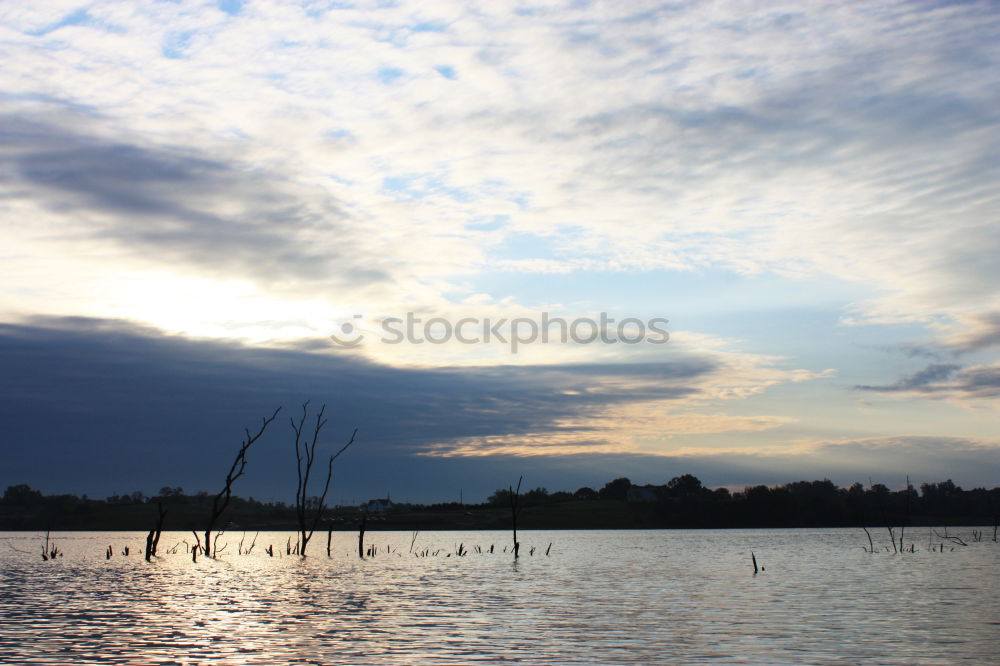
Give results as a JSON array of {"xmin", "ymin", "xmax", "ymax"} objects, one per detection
[{"xmin": 1, "ymin": 528, "xmax": 997, "ymax": 664}]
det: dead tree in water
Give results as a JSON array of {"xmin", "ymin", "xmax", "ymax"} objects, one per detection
[
  {"xmin": 203, "ymin": 407, "xmax": 281, "ymax": 557},
  {"xmin": 899, "ymin": 475, "xmax": 913, "ymax": 553},
  {"xmin": 870, "ymin": 478, "xmax": 897, "ymax": 554},
  {"xmin": 290, "ymin": 402, "xmax": 358, "ymax": 557},
  {"xmin": 509, "ymin": 476, "xmax": 523, "ymax": 559},
  {"xmin": 862, "ymin": 526, "xmax": 875, "ymax": 553},
  {"xmin": 934, "ymin": 530, "xmax": 968, "ymax": 547},
  {"xmin": 358, "ymin": 514, "xmax": 367, "ymax": 559},
  {"xmin": 145, "ymin": 502, "xmax": 168, "ymax": 562},
  {"xmin": 41, "ymin": 531, "xmax": 60, "ymax": 561}
]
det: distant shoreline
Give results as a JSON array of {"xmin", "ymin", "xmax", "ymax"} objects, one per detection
[
  {"xmin": 4, "ymin": 478, "xmax": 997, "ymax": 534},
  {"xmin": 1, "ymin": 501, "xmax": 994, "ymax": 533},
  {"xmin": 2, "ymin": 523, "xmax": 996, "ymax": 532}
]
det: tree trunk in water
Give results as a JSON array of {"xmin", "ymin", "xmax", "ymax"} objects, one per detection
[
  {"xmin": 358, "ymin": 515, "xmax": 367, "ymax": 559},
  {"xmin": 509, "ymin": 476, "xmax": 522, "ymax": 560}
]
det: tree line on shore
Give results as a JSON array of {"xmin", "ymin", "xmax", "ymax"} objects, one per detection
[
  {"xmin": 3, "ymin": 474, "xmax": 998, "ymax": 531},
  {"xmin": 488, "ymin": 475, "xmax": 999, "ymax": 528}
]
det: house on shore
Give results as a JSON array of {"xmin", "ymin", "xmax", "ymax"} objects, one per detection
[{"xmin": 362, "ymin": 498, "xmax": 393, "ymax": 514}]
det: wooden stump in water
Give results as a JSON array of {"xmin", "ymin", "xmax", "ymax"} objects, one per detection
[{"xmin": 358, "ymin": 515, "xmax": 367, "ymax": 559}]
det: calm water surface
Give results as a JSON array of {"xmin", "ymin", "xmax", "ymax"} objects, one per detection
[{"xmin": 1, "ymin": 528, "xmax": 998, "ymax": 664}]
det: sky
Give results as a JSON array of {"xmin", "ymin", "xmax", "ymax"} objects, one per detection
[{"xmin": 1, "ymin": 0, "xmax": 998, "ymax": 503}]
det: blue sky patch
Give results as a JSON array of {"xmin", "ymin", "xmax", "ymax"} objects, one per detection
[
  {"xmin": 217, "ymin": 0, "xmax": 247, "ymax": 16},
  {"xmin": 162, "ymin": 31, "xmax": 196, "ymax": 59},
  {"xmin": 377, "ymin": 66, "xmax": 405, "ymax": 84},
  {"xmin": 27, "ymin": 8, "xmax": 91, "ymax": 37},
  {"xmin": 435, "ymin": 65, "xmax": 457, "ymax": 80}
]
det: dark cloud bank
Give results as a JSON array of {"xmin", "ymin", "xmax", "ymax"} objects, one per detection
[
  {"xmin": 0, "ymin": 317, "xmax": 706, "ymax": 501},
  {"xmin": 2, "ymin": 318, "xmax": 997, "ymax": 502}
]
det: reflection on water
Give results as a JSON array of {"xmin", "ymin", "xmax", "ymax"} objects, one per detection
[{"xmin": 1, "ymin": 529, "xmax": 998, "ymax": 663}]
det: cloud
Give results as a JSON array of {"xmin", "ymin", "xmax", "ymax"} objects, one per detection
[
  {"xmin": 945, "ymin": 311, "xmax": 1000, "ymax": 352},
  {"xmin": 855, "ymin": 361, "xmax": 1000, "ymax": 403},
  {"xmin": 800, "ymin": 435, "xmax": 1000, "ymax": 481},
  {"xmin": 419, "ymin": 413, "xmax": 796, "ymax": 458},
  {"xmin": 876, "ymin": 343, "xmax": 949, "ymax": 361},
  {"xmin": 0, "ymin": 318, "xmax": 994, "ymax": 498},
  {"xmin": 855, "ymin": 363, "xmax": 962, "ymax": 393},
  {"xmin": 0, "ymin": 112, "xmax": 386, "ymax": 289},
  {"xmin": 0, "ymin": 316, "xmax": 835, "ymax": 497},
  {"xmin": 1, "ymin": 0, "xmax": 997, "ymax": 339},
  {"xmin": 951, "ymin": 363, "xmax": 1000, "ymax": 400}
]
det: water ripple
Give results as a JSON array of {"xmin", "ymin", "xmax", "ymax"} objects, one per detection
[{"xmin": 1, "ymin": 528, "xmax": 998, "ymax": 663}]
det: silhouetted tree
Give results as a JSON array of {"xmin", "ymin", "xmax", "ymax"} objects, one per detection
[
  {"xmin": 487, "ymin": 488, "xmax": 513, "ymax": 507},
  {"xmin": 599, "ymin": 477, "xmax": 632, "ymax": 501},
  {"xmin": 289, "ymin": 401, "xmax": 357, "ymax": 557},
  {"xmin": 3, "ymin": 484, "xmax": 42, "ymax": 505},
  {"xmin": 522, "ymin": 487, "xmax": 550, "ymax": 505},
  {"xmin": 201, "ymin": 407, "xmax": 281, "ymax": 558},
  {"xmin": 666, "ymin": 474, "xmax": 704, "ymax": 497}
]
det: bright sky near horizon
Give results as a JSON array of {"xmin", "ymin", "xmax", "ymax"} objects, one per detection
[{"xmin": 0, "ymin": 0, "xmax": 998, "ymax": 500}]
